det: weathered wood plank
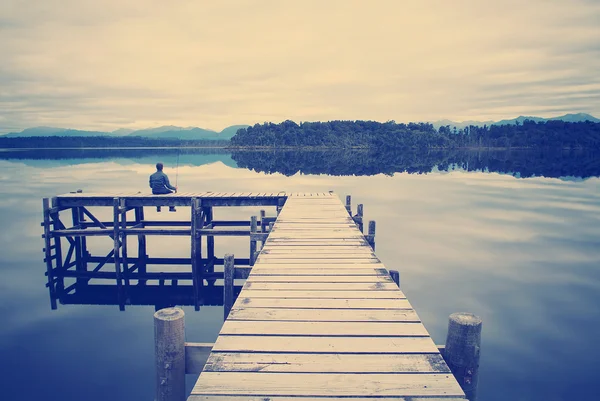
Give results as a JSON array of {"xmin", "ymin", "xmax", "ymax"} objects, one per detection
[
  {"xmin": 228, "ymin": 307, "xmax": 419, "ymax": 322},
  {"xmin": 232, "ymin": 297, "xmax": 412, "ymax": 310},
  {"xmin": 189, "ymin": 397, "xmax": 465, "ymax": 401},
  {"xmin": 255, "ymin": 258, "xmax": 381, "ymax": 265},
  {"xmin": 192, "ymin": 372, "xmax": 464, "ymax": 397},
  {"xmin": 220, "ymin": 320, "xmax": 427, "ymax": 336},
  {"xmin": 246, "ymin": 275, "xmax": 392, "ymax": 283},
  {"xmin": 212, "ymin": 335, "xmax": 438, "ymax": 354},
  {"xmin": 249, "ymin": 267, "xmax": 389, "ymax": 276},
  {"xmin": 204, "ymin": 352, "xmax": 447, "ymax": 373},
  {"xmin": 240, "ymin": 290, "xmax": 405, "ymax": 299},
  {"xmin": 243, "ymin": 282, "xmax": 396, "ymax": 291}
]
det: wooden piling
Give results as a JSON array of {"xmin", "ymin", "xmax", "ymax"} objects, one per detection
[
  {"xmin": 190, "ymin": 198, "xmax": 203, "ymax": 311},
  {"xmin": 112, "ymin": 198, "xmax": 125, "ymax": 311},
  {"xmin": 354, "ymin": 203, "xmax": 364, "ymax": 232},
  {"xmin": 134, "ymin": 206, "xmax": 147, "ymax": 285},
  {"xmin": 223, "ymin": 253, "xmax": 234, "ymax": 320},
  {"xmin": 389, "ymin": 270, "xmax": 400, "ymax": 287},
  {"xmin": 119, "ymin": 198, "xmax": 130, "ymax": 288},
  {"xmin": 249, "ymin": 216, "xmax": 257, "ymax": 266},
  {"xmin": 205, "ymin": 207, "xmax": 215, "ymax": 286},
  {"xmin": 42, "ymin": 198, "xmax": 57, "ymax": 309},
  {"xmin": 154, "ymin": 308, "xmax": 186, "ymax": 401},
  {"xmin": 345, "ymin": 195, "xmax": 352, "ymax": 214},
  {"xmin": 368, "ymin": 220, "xmax": 376, "ymax": 250},
  {"xmin": 71, "ymin": 206, "xmax": 85, "ymax": 288},
  {"xmin": 444, "ymin": 312, "xmax": 482, "ymax": 401}
]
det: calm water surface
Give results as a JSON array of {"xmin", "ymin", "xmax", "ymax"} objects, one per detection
[{"xmin": 0, "ymin": 151, "xmax": 599, "ymax": 401}]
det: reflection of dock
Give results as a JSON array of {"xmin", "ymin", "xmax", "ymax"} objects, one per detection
[{"xmin": 42, "ymin": 192, "xmax": 286, "ymax": 310}]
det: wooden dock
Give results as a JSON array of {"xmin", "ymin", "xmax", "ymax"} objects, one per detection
[{"xmin": 188, "ymin": 193, "xmax": 465, "ymax": 400}]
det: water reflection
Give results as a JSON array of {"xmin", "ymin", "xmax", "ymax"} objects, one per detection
[{"xmin": 0, "ymin": 150, "xmax": 599, "ymax": 401}]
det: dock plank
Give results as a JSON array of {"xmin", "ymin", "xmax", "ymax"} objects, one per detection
[
  {"xmin": 219, "ymin": 320, "xmax": 427, "ymax": 336},
  {"xmin": 203, "ymin": 353, "xmax": 446, "ymax": 372},
  {"xmin": 192, "ymin": 372, "xmax": 463, "ymax": 397}
]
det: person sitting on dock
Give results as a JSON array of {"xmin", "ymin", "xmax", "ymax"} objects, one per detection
[{"xmin": 149, "ymin": 162, "xmax": 177, "ymax": 212}]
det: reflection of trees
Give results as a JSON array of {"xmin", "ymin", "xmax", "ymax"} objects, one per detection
[{"xmin": 230, "ymin": 149, "xmax": 600, "ymax": 179}]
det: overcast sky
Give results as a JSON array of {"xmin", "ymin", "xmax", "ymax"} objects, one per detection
[{"xmin": 1, "ymin": 0, "xmax": 599, "ymax": 133}]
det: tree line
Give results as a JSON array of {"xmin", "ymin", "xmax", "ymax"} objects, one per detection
[
  {"xmin": 230, "ymin": 120, "xmax": 600, "ymax": 149},
  {"xmin": 0, "ymin": 136, "xmax": 230, "ymax": 148}
]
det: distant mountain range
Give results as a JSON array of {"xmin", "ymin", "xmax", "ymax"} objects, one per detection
[
  {"xmin": 2, "ymin": 113, "xmax": 599, "ymax": 138},
  {"xmin": 1, "ymin": 124, "xmax": 250, "ymax": 140},
  {"xmin": 430, "ymin": 113, "xmax": 600, "ymax": 130}
]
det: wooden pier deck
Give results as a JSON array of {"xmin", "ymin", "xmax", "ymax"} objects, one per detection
[{"xmin": 189, "ymin": 193, "xmax": 465, "ymax": 400}]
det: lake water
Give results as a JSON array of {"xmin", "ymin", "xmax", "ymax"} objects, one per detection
[{"xmin": 0, "ymin": 149, "xmax": 599, "ymax": 401}]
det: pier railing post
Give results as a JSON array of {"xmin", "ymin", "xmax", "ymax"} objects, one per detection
[
  {"xmin": 389, "ymin": 270, "xmax": 400, "ymax": 287},
  {"xmin": 154, "ymin": 308, "xmax": 186, "ymax": 401},
  {"xmin": 223, "ymin": 253, "xmax": 234, "ymax": 320},
  {"xmin": 354, "ymin": 203, "xmax": 364, "ymax": 232},
  {"xmin": 249, "ymin": 216, "xmax": 258, "ymax": 266},
  {"xmin": 444, "ymin": 312, "xmax": 482, "ymax": 401},
  {"xmin": 345, "ymin": 195, "xmax": 352, "ymax": 214},
  {"xmin": 367, "ymin": 220, "xmax": 376, "ymax": 250}
]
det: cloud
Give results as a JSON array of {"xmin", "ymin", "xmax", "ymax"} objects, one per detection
[{"xmin": 0, "ymin": 0, "xmax": 599, "ymax": 132}]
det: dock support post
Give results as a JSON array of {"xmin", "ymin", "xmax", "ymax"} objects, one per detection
[
  {"xmin": 367, "ymin": 220, "xmax": 376, "ymax": 250},
  {"xmin": 50, "ymin": 198, "xmax": 65, "ymax": 293},
  {"xmin": 223, "ymin": 253, "xmax": 234, "ymax": 320},
  {"xmin": 249, "ymin": 216, "xmax": 258, "ymax": 266},
  {"xmin": 113, "ymin": 198, "xmax": 125, "ymax": 311},
  {"xmin": 71, "ymin": 206, "xmax": 85, "ymax": 288},
  {"xmin": 42, "ymin": 198, "xmax": 57, "ymax": 310},
  {"xmin": 119, "ymin": 198, "xmax": 130, "ymax": 288},
  {"xmin": 190, "ymin": 198, "xmax": 203, "ymax": 311},
  {"xmin": 154, "ymin": 308, "xmax": 186, "ymax": 401},
  {"xmin": 389, "ymin": 270, "xmax": 400, "ymax": 287},
  {"xmin": 345, "ymin": 195, "xmax": 352, "ymax": 214},
  {"xmin": 354, "ymin": 204, "xmax": 364, "ymax": 232},
  {"xmin": 444, "ymin": 312, "xmax": 482, "ymax": 401},
  {"xmin": 259, "ymin": 210, "xmax": 266, "ymax": 249},
  {"xmin": 276, "ymin": 197, "xmax": 285, "ymax": 215},
  {"xmin": 205, "ymin": 206, "xmax": 215, "ymax": 286},
  {"xmin": 134, "ymin": 206, "xmax": 147, "ymax": 285}
]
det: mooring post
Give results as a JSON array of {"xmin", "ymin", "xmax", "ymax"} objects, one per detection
[
  {"xmin": 259, "ymin": 210, "xmax": 266, "ymax": 249},
  {"xmin": 389, "ymin": 270, "xmax": 400, "ymax": 287},
  {"xmin": 71, "ymin": 205, "xmax": 85, "ymax": 288},
  {"xmin": 223, "ymin": 253, "xmax": 234, "ymax": 320},
  {"xmin": 355, "ymin": 203, "xmax": 364, "ymax": 232},
  {"xmin": 268, "ymin": 222, "xmax": 274, "ymax": 232},
  {"xmin": 444, "ymin": 312, "xmax": 482, "ymax": 401},
  {"xmin": 345, "ymin": 195, "xmax": 352, "ymax": 214},
  {"xmin": 190, "ymin": 198, "xmax": 202, "ymax": 311},
  {"xmin": 154, "ymin": 308, "xmax": 186, "ymax": 401},
  {"xmin": 368, "ymin": 220, "xmax": 376, "ymax": 250},
  {"xmin": 113, "ymin": 197, "xmax": 125, "ymax": 311},
  {"xmin": 249, "ymin": 216, "xmax": 258, "ymax": 266}
]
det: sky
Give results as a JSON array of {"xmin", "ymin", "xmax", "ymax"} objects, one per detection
[{"xmin": 1, "ymin": 0, "xmax": 599, "ymax": 133}]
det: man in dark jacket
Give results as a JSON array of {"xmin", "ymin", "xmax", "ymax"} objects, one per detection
[{"xmin": 149, "ymin": 162, "xmax": 177, "ymax": 211}]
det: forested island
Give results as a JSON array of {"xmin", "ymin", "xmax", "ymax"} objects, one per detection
[{"xmin": 230, "ymin": 120, "xmax": 600, "ymax": 149}]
